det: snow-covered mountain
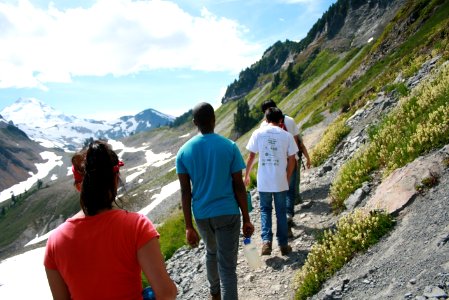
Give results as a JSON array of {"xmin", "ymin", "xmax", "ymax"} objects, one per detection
[
  {"xmin": 0, "ymin": 114, "xmax": 7, "ymax": 124},
  {"xmin": 1, "ymin": 98, "xmax": 174, "ymax": 151}
]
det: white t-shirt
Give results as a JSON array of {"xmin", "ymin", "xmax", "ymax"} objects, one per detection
[
  {"xmin": 261, "ymin": 115, "xmax": 301, "ymax": 159},
  {"xmin": 246, "ymin": 124, "xmax": 299, "ymax": 192}
]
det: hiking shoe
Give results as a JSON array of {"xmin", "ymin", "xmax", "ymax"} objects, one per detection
[
  {"xmin": 261, "ymin": 241, "xmax": 272, "ymax": 255},
  {"xmin": 209, "ymin": 291, "xmax": 221, "ymax": 300},
  {"xmin": 280, "ymin": 245, "xmax": 292, "ymax": 256}
]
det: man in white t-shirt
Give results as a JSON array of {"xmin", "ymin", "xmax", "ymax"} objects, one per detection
[
  {"xmin": 244, "ymin": 107, "xmax": 298, "ymax": 256},
  {"xmin": 260, "ymin": 100, "xmax": 311, "ymax": 237}
]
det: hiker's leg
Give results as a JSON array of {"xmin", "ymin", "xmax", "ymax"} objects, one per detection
[
  {"xmin": 259, "ymin": 192, "xmax": 273, "ymax": 243},
  {"xmin": 297, "ymin": 160, "xmax": 302, "ymax": 203},
  {"xmin": 214, "ymin": 214, "xmax": 240, "ymax": 300},
  {"xmin": 273, "ymin": 191, "xmax": 288, "ymax": 247},
  {"xmin": 286, "ymin": 162, "xmax": 298, "ymax": 218},
  {"xmin": 196, "ymin": 218, "xmax": 220, "ymax": 296}
]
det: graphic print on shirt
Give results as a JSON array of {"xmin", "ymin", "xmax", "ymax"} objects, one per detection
[{"xmin": 261, "ymin": 135, "xmax": 280, "ymax": 167}]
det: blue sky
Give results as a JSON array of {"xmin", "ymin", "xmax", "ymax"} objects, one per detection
[{"xmin": 0, "ymin": 0, "xmax": 336, "ymax": 120}]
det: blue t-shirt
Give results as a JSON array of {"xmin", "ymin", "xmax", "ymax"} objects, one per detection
[{"xmin": 176, "ymin": 133, "xmax": 246, "ymax": 219}]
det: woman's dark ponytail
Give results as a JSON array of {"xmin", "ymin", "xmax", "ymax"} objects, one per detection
[{"xmin": 78, "ymin": 141, "xmax": 120, "ymax": 216}]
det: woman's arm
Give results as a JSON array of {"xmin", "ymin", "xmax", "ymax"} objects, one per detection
[
  {"xmin": 45, "ymin": 268, "xmax": 70, "ymax": 300},
  {"xmin": 137, "ymin": 238, "xmax": 177, "ymax": 300}
]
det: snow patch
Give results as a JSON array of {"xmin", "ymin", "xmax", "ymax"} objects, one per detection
[
  {"xmin": 126, "ymin": 169, "xmax": 146, "ymax": 183},
  {"xmin": 144, "ymin": 150, "xmax": 172, "ymax": 166},
  {"xmin": 152, "ymin": 157, "xmax": 175, "ymax": 168},
  {"xmin": 25, "ymin": 230, "xmax": 53, "ymax": 247},
  {"xmin": 0, "ymin": 247, "xmax": 52, "ymax": 299},
  {"xmin": 138, "ymin": 181, "xmax": 180, "ymax": 216},
  {"xmin": 0, "ymin": 151, "xmax": 63, "ymax": 203},
  {"xmin": 108, "ymin": 139, "xmax": 125, "ymax": 152}
]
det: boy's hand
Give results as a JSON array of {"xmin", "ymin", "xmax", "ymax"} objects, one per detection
[
  {"xmin": 242, "ymin": 221, "xmax": 254, "ymax": 238},
  {"xmin": 186, "ymin": 227, "xmax": 200, "ymax": 248}
]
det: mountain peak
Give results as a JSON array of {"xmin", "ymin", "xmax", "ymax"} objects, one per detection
[
  {"xmin": 16, "ymin": 97, "xmax": 43, "ymax": 105},
  {"xmin": 0, "ymin": 98, "xmax": 173, "ymax": 150},
  {"xmin": 1, "ymin": 98, "xmax": 67, "ymax": 131}
]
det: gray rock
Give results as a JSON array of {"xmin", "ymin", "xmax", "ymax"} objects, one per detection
[
  {"xmin": 345, "ymin": 187, "xmax": 365, "ymax": 210},
  {"xmin": 423, "ymin": 285, "xmax": 447, "ymax": 298}
]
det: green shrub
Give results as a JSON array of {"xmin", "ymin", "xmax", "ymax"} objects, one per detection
[
  {"xmin": 310, "ymin": 116, "xmax": 351, "ymax": 167},
  {"xmin": 157, "ymin": 210, "xmax": 188, "ymax": 260},
  {"xmin": 248, "ymin": 171, "xmax": 258, "ymax": 190},
  {"xmin": 294, "ymin": 209, "xmax": 394, "ymax": 300},
  {"xmin": 300, "ymin": 112, "xmax": 325, "ymax": 131},
  {"xmin": 443, "ymin": 157, "xmax": 449, "ymax": 167},
  {"xmin": 384, "ymin": 82, "xmax": 409, "ymax": 96},
  {"xmin": 415, "ymin": 172, "xmax": 440, "ymax": 193},
  {"xmin": 142, "ymin": 209, "xmax": 190, "ymax": 287}
]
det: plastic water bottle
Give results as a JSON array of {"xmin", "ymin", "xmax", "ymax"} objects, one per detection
[
  {"xmin": 243, "ymin": 237, "xmax": 262, "ymax": 269},
  {"xmin": 142, "ymin": 286, "xmax": 156, "ymax": 300}
]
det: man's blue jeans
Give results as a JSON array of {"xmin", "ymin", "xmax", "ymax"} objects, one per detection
[
  {"xmin": 259, "ymin": 191, "xmax": 288, "ymax": 247},
  {"xmin": 286, "ymin": 162, "xmax": 299, "ymax": 217},
  {"xmin": 195, "ymin": 214, "xmax": 240, "ymax": 300}
]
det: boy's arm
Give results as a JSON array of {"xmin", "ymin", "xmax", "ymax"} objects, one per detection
[
  {"xmin": 286, "ymin": 154, "xmax": 296, "ymax": 183},
  {"xmin": 232, "ymin": 170, "xmax": 254, "ymax": 238},
  {"xmin": 299, "ymin": 140, "xmax": 311, "ymax": 168},
  {"xmin": 178, "ymin": 173, "xmax": 200, "ymax": 248},
  {"xmin": 244, "ymin": 152, "xmax": 256, "ymax": 187}
]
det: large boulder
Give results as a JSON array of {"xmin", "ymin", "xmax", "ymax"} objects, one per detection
[{"xmin": 366, "ymin": 145, "xmax": 448, "ymax": 215}]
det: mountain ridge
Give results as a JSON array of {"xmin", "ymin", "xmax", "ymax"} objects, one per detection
[
  {"xmin": 221, "ymin": 0, "xmax": 405, "ymax": 104},
  {"xmin": 0, "ymin": 98, "xmax": 174, "ymax": 151}
]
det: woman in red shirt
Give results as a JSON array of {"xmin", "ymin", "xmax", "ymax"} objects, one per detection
[{"xmin": 44, "ymin": 140, "xmax": 177, "ymax": 300}]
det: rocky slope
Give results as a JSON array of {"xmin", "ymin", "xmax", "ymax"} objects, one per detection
[
  {"xmin": 164, "ymin": 58, "xmax": 449, "ymax": 299},
  {"xmin": 0, "ymin": 120, "xmax": 45, "ymax": 191}
]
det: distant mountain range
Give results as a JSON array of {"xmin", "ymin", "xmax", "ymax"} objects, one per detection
[{"xmin": 0, "ymin": 98, "xmax": 174, "ymax": 151}]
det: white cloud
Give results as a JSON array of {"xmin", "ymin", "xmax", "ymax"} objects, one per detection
[{"xmin": 0, "ymin": 0, "xmax": 262, "ymax": 89}]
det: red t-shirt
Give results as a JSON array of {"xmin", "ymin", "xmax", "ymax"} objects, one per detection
[{"xmin": 44, "ymin": 209, "xmax": 159, "ymax": 300}]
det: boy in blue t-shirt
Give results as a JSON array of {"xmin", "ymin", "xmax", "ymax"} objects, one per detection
[{"xmin": 176, "ymin": 102, "xmax": 254, "ymax": 300}]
